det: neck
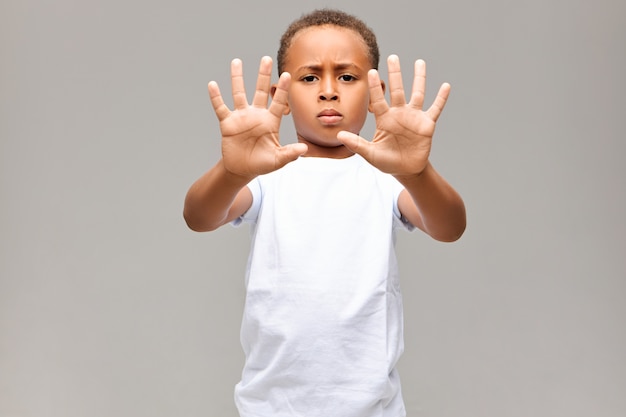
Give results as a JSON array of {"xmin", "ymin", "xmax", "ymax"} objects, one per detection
[{"xmin": 297, "ymin": 139, "xmax": 355, "ymax": 159}]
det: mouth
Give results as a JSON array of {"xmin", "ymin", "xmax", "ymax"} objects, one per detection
[{"xmin": 317, "ymin": 109, "xmax": 343, "ymax": 125}]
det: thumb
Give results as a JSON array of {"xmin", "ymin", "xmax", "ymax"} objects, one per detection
[
  {"xmin": 337, "ymin": 131, "xmax": 373, "ymax": 160},
  {"xmin": 274, "ymin": 143, "xmax": 308, "ymax": 168}
]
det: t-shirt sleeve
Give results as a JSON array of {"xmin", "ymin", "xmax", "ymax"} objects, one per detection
[
  {"xmin": 390, "ymin": 177, "xmax": 415, "ymax": 231},
  {"xmin": 230, "ymin": 178, "xmax": 262, "ymax": 227}
]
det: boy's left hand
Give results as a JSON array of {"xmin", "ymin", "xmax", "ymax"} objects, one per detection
[{"xmin": 337, "ymin": 55, "xmax": 450, "ymax": 177}]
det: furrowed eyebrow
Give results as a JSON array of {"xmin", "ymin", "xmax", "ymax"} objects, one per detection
[{"xmin": 296, "ymin": 63, "xmax": 362, "ymax": 73}]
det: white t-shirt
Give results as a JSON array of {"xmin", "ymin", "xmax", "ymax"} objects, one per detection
[{"xmin": 233, "ymin": 154, "xmax": 413, "ymax": 417}]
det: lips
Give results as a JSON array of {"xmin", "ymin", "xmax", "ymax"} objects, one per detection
[{"xmin": 317, "ymin": 109, "xmax": 343, "ymax": 125}]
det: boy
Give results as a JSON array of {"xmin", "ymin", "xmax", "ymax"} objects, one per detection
[{"xmin": 184, "ymin": 9, "xmax": 466, "ymax": 417}]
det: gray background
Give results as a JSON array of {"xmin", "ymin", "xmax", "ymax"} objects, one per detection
[{"xmin": 1, "ymin": 0, "xmax": 625, "ymax": 416}]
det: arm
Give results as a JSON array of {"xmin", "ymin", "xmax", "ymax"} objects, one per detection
[
  {"xmin": 183, "ymin": 56, "xmax": 307, "ymax": 232},
  {"xmin": 396, "ymin": 163, "xmax": 466, "ymax": 242},
  {"xmin": 183, "ymin": 160, "xmax": 252, "ymax": 232},
  {"xmin": 337, "ymin": 55, "xmax": 466, "ymax": 241}
]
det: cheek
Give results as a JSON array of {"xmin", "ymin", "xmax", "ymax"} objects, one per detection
[
  {"xmin": 287, "ymin": 99, "xmax": 310, "ymax": 129},
  {"xmin": 353, "ymin": 96, "xmax": 371, "ymax": 129},
  {"xmin": 286, "ymin": 88, "xmax": 309, "ymax": 111},
  {"xmin": 357, "ymin": 93, "xmax": 371, "ymax": 118}
]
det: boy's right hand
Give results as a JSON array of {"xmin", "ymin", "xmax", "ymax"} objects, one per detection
[{"xmin": 208, "ymin": 56, "xmax": 308, "ymax": 179}]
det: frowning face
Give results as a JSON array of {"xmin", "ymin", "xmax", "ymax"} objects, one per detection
[{"xmin": 281, "ymin": 25, "xmax": 372, "ymax": 158}]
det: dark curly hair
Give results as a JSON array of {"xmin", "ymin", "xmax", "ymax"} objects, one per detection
[{"xmin": 277, "ymin": 9, "xmax": 380, "ymax": 74}]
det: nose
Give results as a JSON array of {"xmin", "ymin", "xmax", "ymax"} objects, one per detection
[{"xmin": 319, "ymin": 78, "xmax": 338, "ymax": 101}]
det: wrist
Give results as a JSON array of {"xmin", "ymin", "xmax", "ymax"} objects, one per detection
[
  {"xmin": 219, "ymin": 159, "xmax": 255, "ymax": 186},
  {"xmin": 393, "ymin": 162, "xmax": 431, "ymax": 186}
]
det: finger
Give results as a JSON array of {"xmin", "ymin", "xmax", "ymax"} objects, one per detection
[
  {"xmin": 208, "ymin": 81, "xmax": 231, "ymax": 121},
  {"xmin": 409, "ymin": 59, "xmax": 426, "ymax": 110},
  {"xmin": 252, "ymin": 56, "xmax": 273, "ymax": 108},
  {"xmin": 268, "ymin": 71, "xmax": 291, "ymax": 118},
  {"xmin": 274, "ymin": 143, "xmax": 308, "ymax": 168},
  {"xmin": 368, "ymin": 69, "xmax": 389, "ymax": 116},
  {"xmin": 387, "ymin": 55, "xmax": 406, "ymax": 107},
  {"xmin": 426, "ymin": 82, "xmax": 451, "ymax": 122},
  {"xmin": 230, "ymin": 58, "xmax": 248, "ymax": 110},
  {"xmin": 336, "ymin": 130, "xmax": 374, "ymax": 161}
]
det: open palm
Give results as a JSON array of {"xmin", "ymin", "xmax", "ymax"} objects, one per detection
[
  {"xmin": 337, "ymin": 55, "xmax": 450, "ymax": 177},
  {"xmin": 209, "ymin": 57, "xmax": 306, "ymax": 178}
]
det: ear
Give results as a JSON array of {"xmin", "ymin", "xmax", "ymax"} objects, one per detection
[
  {"xmin": 368, "ymin": 80, "xmax": 386, "ymax": 113},
  {"xmin": 271, "ymin": 84, "xmax": 291, "ymax": 115}
]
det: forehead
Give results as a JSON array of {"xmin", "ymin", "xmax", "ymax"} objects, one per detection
[{"xmin": 284, "ymin": 25, "xmax": 370, "ymax": 67}]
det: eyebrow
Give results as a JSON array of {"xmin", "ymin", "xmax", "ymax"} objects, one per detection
[{"xmin": 295, "ymin": 63, "xmax": 363, "ymax": 73}]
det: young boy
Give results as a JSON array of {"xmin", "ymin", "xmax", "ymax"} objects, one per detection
[{"xmin": 184, "ymin": 9, "xmax": 465, "ymax": 417}]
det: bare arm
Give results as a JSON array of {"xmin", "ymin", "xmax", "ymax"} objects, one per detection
[
  {"xmin": 337, "ymin": 56, "xmax": 466, "ymax": 241},
  {"xmin": 396, "ymin": 163, "xmax": 466, "ymax": 242},
  {"xmin": 183, "ymin": 160, "xmax": 252, "ymax": 232},
  {"xmin": 183, "ymin": 56, "xmax": 307, "ymax": 232}
]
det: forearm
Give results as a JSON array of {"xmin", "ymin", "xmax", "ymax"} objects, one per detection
[
  {"xmin": 395, "ymin": 162, "xmax": 466, "ymax": 242},
  {"xmin": 183, "ymin": 159, "xmax": 252, "ymax": 232}
]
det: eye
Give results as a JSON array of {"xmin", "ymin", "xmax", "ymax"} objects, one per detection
[
  {"xmin": 339, "ymin": 74, "xmax": 356, "ymax": 82},
  {"xmin": 301, "ymin": 75, "xmax": 317, "ymax": 83}
]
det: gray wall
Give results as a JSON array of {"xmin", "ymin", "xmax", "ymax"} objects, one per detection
[{"xmin": 1, "ymin": 0, "xmax": 625, "ymax": 416}]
